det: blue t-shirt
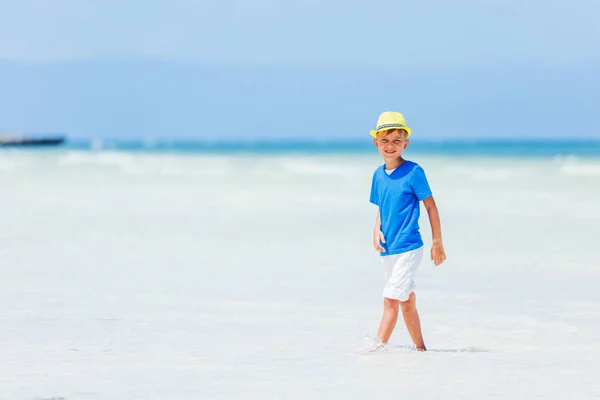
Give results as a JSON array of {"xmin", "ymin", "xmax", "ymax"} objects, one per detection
[{"xmin": 369, "ymin": 160, "xmax": 433, "ymax": 256}]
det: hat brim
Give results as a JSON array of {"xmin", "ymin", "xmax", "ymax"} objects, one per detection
[{"xmin": 370, "ymin": 127, "xmax": 412, "ymax": 138}]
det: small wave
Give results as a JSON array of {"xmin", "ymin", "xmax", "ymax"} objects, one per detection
[
  {"xmin": 58, "ymin": 151, "xmax": 162, "ymax": 176},
  {"xmin": 35, "ymin": 397, "xmax": 66, "ymax": 400},
  {"xmin": 58, "ymin": 151, "xmax": 136, "ymax": 167},
  {"xmin": 560, "ymin": 163, "xmax": 600, "ymax": 177},
  {"xmin": 57, "ymin": 151, "xmax": 227, "ymax": 177},
  {"xmin": 280, "ymin": 159, "xmax": 366, "ymax": 178},
  {"xmin": 445, "ymin": 166, "xmax": 530, "ymax": 182},
  {"xmin": 383, "ymin": 345, "xmax": 489, "ymax": 354},
  {"xmin": 427, "ymin": 346, "xmax": 490, "ymax": 353}
]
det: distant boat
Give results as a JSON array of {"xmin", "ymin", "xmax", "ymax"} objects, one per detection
[{"xmin": 0, "ymin": 133, "xmax": 66, "ymax": 147}]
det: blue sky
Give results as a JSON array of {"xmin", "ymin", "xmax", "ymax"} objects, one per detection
[{"xmin": 0, "ymin": 0, "xmax": 599, "ymax": 139}]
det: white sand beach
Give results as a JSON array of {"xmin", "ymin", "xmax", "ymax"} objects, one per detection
[{"xmin": 1, "ymin": 150, "xmax": 599, "ymax": 399}]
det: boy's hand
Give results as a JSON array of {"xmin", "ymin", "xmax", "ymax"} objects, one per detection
[
  {"xmin": 373, "ymin": 230, "xmax": 386, "ymax": 252},
  {"xmin": 431, "ymin": 240, "xmax": 446, "ymax": 266}
]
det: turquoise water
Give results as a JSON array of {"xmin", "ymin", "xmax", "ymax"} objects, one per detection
[{"xmin": 13, "ymin": 138, "xmax": 600, "ymax": 157}]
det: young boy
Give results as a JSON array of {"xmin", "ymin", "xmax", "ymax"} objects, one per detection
[{"xmin": 363, "ymin": 111, "xmax": 446, "ymax": 353}]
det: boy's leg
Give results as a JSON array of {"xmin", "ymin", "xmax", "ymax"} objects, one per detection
[
  {"xmin": 379, "ymin": 247, "xmax": 425, "ymax": 348},
  {"xmin": 400, "ymin": 292, "xmax": 426, "ymax": 351},
  {"xmin": 377, "ymin": 298, "xmax": 400, "ymax": 343}
]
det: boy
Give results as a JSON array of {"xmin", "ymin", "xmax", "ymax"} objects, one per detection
[{"xmin": 363, "ymin": 111, "xmax": 446, "ymax": 353}]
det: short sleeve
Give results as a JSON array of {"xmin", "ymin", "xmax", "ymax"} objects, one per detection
[
  {"xmin": 410, "ymin": 166, "xmax": 433, "ymax": 201},
  {"xmin": 369, "ymin": 172, "xmax": 379, "ymax": 206}
]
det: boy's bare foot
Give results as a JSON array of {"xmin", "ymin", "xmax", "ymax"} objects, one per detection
[{"xmin": 356, "ymin": 336, "xmax": 390, "ymax": 354}]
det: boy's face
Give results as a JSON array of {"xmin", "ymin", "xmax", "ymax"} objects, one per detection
[{"xmin": 373, "ymin": 129, "xmax": 409, "ymax": 161}]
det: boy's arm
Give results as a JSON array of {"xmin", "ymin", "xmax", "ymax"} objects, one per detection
[
  {"xmin": 422, "ymin": 196, "xmax": 442, "ymax": 242},
  {"xmin": 422, "ymin": 196, "xmax": 446, "ymax": 266},
  {"xmin": 373, "ymin": 209, "xmax": 385, "ymax": 252}
]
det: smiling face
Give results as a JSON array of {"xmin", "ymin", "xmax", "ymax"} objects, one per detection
[{"xmin": 373, "ymin": 129, "xmax": 409, "ymax": 164}]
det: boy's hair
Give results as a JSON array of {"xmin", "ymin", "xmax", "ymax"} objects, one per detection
[{"xmin": 377, "ymin": 129, "xmax": 409, "ymax": 139}]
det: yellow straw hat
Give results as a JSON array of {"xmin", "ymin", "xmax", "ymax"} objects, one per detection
[{"xmin": 369, "ymin": 111, "xmax": 412, "ymax": 138}]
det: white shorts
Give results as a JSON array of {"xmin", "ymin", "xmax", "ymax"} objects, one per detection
[{"xmin": 381, "ymin": 246, "xmax": 424, "ymax": 301}]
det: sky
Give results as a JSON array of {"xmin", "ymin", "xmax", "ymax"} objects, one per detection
[{"xmin": 0, "ymin": 0, "xmax": 599, "ymax": 139}]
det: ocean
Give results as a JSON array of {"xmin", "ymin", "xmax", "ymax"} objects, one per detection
[
  {"xmin": 55, "ymin": 137, "xmax": 600, "ymax": 158},
  {"xmin": 1, "ymin": 139, "xmax": 599, "ymax": 399}
]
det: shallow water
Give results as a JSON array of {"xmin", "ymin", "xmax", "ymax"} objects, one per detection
[{"xmin": 1, "ymin": 150, "xmax": 599, "ymax": 399}]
